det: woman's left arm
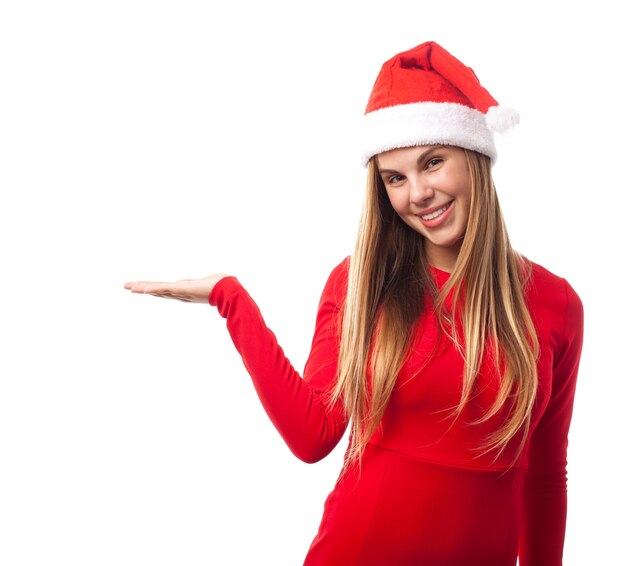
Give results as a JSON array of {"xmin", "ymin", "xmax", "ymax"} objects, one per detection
[{"xmin": 518, "ymin": 279, "xmax": 585, "ymax": 565}]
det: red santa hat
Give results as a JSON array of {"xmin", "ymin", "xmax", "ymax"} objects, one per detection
[{"xmin": 361, "ymin": 41, "xmax": 519, "ymax": 166}]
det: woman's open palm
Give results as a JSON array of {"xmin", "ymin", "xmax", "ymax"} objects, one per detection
[{"xmin": 123, "ymin": 273, "xmax": 230, "ymax": 303}]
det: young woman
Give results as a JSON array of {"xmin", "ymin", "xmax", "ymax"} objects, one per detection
[{"xmin": 124, "ymin": 41, "xmax": 584, "ymax": 566}]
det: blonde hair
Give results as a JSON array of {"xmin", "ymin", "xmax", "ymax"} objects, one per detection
[{"xmin": 326, "ymin": 148, "xmax": 539, "ymax": 480}]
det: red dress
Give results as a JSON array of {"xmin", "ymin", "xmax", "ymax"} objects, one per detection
[{"xmin": 208, "ymin": 257, "xmax": 584, "ymax": 566}]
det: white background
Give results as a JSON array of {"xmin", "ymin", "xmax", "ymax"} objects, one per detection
[{"xmin": 1, "ymin": 2, "xmax": 624, "ymax": 564}]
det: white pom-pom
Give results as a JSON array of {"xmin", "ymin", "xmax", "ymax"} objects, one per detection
[{"xmin": 485, "ymin": 105, "xmax": 520, "ymax": 135}]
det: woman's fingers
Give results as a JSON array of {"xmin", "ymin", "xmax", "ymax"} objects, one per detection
[
  {"xmin": 124, "ymin": 281, "xmax": 171, "ymax": 295},
  {"xmin": 124, "ymin": 273, "xmax": 230, "ymax": 303}
]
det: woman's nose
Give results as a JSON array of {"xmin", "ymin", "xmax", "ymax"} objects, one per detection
[{"xmin": 408, "ymin": 178, "xmax": 435, "ymax": 204}]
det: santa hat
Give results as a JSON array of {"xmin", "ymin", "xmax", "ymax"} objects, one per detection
[{"xmin": 360, "ymin": 41, "xmax": 518, "ymax": 166}]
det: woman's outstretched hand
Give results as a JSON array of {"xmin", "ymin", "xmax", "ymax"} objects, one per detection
[{"xmin": 123, "ymin": 273, "xmax": 230, "ymax": 303}]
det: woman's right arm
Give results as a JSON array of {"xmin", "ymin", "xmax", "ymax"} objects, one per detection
[{"xmin": 208, "ymin": 258, "xmax": 351, "ymax": 463}]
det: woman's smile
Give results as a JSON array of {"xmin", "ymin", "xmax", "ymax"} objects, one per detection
[{"xmin": 417, "ymin": 199, "xmax": 455, "ymax": 226}]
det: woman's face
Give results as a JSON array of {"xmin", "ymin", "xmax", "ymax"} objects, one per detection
[{"xmin": 376, "ymin": 144, "xmax": 471, "ymax": 271}]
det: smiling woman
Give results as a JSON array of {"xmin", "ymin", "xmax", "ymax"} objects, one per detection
[
  {"xmin": 376, "ymin": 144, "xmax": 472, "ymax": 272},
  {"xmin": 125, "ymin": 40, "xmax": 584, "ymax": 566}
]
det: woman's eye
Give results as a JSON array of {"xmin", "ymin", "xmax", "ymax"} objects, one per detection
[
  {"xmin": 388, "ymin": 175, "xmax": 404, "ymax": 184},
  {"xmin": 426, "ymin": 158, "xmax": 442, "ymax": 169}
]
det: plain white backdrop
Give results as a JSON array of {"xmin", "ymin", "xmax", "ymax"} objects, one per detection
[{"xmin": 1, "ymin": 2, "xmax": 624, "ymax": 564}]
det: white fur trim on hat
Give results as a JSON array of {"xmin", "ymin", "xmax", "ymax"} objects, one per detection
[{"xmin": 360, "ymin": 101, "xmax": 497, "ymax": 167}]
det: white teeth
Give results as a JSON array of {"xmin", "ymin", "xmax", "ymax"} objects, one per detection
[{"xmin": 421, "ymin": 202, "xmax": 451, "ymax": 221}]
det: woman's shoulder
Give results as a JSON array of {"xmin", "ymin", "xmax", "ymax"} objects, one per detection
[
  {"xmin": 527, "ymin": 258, "xmax": 565, "ymax": 288},
  {"xmin": 526, "ymin": 257, "xmax": 579, "ymax": 291},
  {"xmin": 523, "ymin": 257, "xmax": 584, "ymax": 324},
  {"xmin": 316, "ymin": 256, "xmax": 350, "ymax": 305},
  {"xmin": 330, "ymin": 255, "xmax": 351, "ymax": 277}
]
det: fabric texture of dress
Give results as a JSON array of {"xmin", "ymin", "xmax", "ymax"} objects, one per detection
[{"xmin": 208, "ymin": 257, "xmax": 584, "ymax": 566}]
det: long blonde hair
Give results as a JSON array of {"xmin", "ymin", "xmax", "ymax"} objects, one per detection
[{"xmin": 326, "ymin": 148, "xmax": 539, "ymax": 480}]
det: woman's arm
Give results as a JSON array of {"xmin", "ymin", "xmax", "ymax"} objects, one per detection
[
  {"xmin": 518, "ymin": 279, "xmax": 584, "ymax": 565},
  {"xmin": 207, "ymin": 259, "xmax": 351, "ymax": 463}
]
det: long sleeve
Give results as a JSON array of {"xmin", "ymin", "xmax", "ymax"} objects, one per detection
[
  {"xmin": 208, "ymin": 259, "xmax": 350, "ymax": 464},
  {"xmin": 518, "ymin": 279, "xmax": 585, "ymax": 565}
]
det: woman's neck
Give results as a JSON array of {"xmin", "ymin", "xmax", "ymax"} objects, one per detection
[{"xmin": 426, "ymin": 245, "xmax": 460, "ymax": 274}]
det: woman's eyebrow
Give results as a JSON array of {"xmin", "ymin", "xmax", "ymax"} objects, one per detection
[
  {"xmin": 378, "ymin": 145, "xmax": 448, "ymax": 175},
  {"xmin": 416, "ymin": 145, "xmax": 447, "ymax": 166},
  {"xmin": 378, "ymin": 167, "xmax": 401, "ymax": 175}
]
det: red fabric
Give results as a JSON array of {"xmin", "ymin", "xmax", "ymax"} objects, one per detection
[
  {"xmin": 208, "ymin": 257, "xmax": 584, "ymax": 566},
  {"xmin": 365, "ymin": 41, "xmax": 499, "ymax": 115}
]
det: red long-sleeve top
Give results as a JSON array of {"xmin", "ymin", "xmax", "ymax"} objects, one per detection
[{"xmin": 208, "ymin": 257, "xmax": 584, "ymax": 565}]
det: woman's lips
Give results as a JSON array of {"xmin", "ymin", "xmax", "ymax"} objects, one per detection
[{"xmin": 418, "ymin": 200, "xmax": 454, "ymax": 227}]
